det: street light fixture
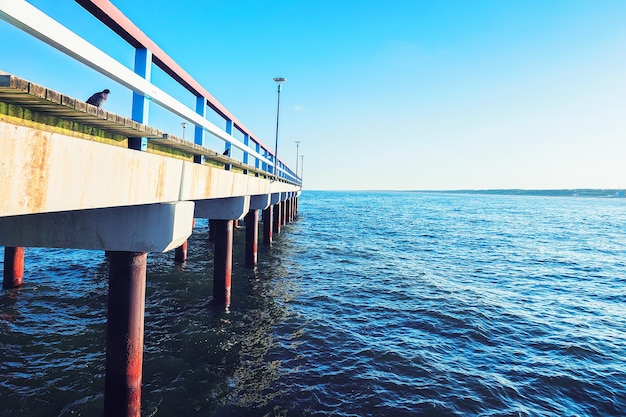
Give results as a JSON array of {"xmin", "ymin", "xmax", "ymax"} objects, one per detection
[
  {"xmin": 273, "ymin": 77, "xmax": 286, "ymax": 177},
  {"xmin": 295, "ymin": 140, "xmax": 300, "ymax": 180},
  {"xmin": 181, "ymin": 122, "xmax": 187, "ymax": 139}
]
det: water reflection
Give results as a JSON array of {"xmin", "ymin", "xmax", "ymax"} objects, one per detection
[
  {"xmin": 140, "ymin": 221, "xmax": 300, "ymax": 416},
  {"xmin": 0, "ymin": 219, "xmax": 301, "ymax": 416}
]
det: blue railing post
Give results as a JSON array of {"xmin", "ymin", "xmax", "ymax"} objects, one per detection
[
  {"xmin": 255, "ymin": 142, "xmax": 261, "ymax": 171},
  {"xmin": 224, "ymin": 120, "xmax": 233, "ymax": 153},
  {"xmin": 224, "ymin": 120, "xmax": 233, "ymax": 170},
  {"xmin": 242, "ymin": 133, "xmax": 250, "ymax": 174},
  {"xmin": 262, "ymin": 149, "xmax": 268, "ymax": 173},
  {"xmin": 194, "ymin": 96, "xmax": 205, "ymax": 164},
  {"xmin": 129, "ymin": 47, "xmax": 151, "ymax": 151},
  {"xmin": 243, "ymin": 133, "xmax": 249, "ymax": 165}
]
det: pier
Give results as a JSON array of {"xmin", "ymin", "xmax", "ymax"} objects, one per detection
[{"xmin": 0, "ymin": 1, "xmax": 301, "ymax": 416}]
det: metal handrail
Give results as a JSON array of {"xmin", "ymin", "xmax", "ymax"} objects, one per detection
[{"xmin": 0, "ymin": 0, "xmax": 302, "ymax": 185}]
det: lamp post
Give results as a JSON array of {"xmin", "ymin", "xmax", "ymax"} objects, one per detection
[
  {"xmin": 300, "ymin": 155, "xmax": 304, "ymax": 181},
  {"xmin": 273, "ymin": 77, "xmax": 286, "ymax": 177},
  {"xmin": 181, "ymin": 122, "xmax": 187, "ymax": 139},
  {"xmin": 295, "ymin": 140, "xmax": 300, "ymax": 180}
]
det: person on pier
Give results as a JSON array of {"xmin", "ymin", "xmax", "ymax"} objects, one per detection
[{"xmin": 86, "ymin": 88, "xmax": 110, "ymax": 108}]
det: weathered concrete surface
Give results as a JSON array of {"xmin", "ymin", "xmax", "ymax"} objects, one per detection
[
  {"xmin": 249, "ymin": 194, "xmax": 271, "ymax": 210},
  {"xmin": 0, "ymin": 202, "xmax": 194, "ymax": 252},
  {"xmin": 1, "ymin": 120, "xmax": 183, "ymax": 216},
  {"xmin": 0, "ymin": 118, "xmax": 299, "ymax": 218},
  {"xmin": 194, "ymin": 196, "xmax": 249, "ymax": 220}
]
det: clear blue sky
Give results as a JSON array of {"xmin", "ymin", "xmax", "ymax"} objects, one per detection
[{"xmin": 2, "ymin": 0, "xmax": 626, "ymax": 190}]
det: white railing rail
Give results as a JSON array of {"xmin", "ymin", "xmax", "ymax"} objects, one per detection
[{"xmin": 0, "ymin": 0, "xmax": 301, "ymax": 184}]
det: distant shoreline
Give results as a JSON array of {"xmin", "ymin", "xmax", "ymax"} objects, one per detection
[
  {"xmin": 306, "ymin": 189, "xmax": 626, "ymax": 198},
  {"xmin": 421, "ymin": 189, "xmax": 626, "ymax": 198}
]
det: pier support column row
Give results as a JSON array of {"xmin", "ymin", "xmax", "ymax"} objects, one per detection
[
  {"xmin": 195, "ymin": 197, "xmax": 246, "ymax": 307},
  {"xmin": 204, "ymin": 194, "xmax": 299, "ymax": 307}
]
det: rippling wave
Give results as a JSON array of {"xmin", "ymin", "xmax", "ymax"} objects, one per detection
[{"xmin": 1, "ymin": 192, "xmax": 625, "ymax": 416}]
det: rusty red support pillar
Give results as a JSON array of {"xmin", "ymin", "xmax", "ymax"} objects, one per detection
[
  {"xmin": 3, "ymin": 246, "xmax": 24, "ymax": 289},
  {"xmin": 284, "ymin": 199, "xmax": 290, "ymax": 224},
  {"xmin": 209, "ymin": 219, "xmax": 217, "ymax": 243},
  {"xmin": 294, "ymin": 197, "xmax": 298, "ymax": 219},
  {"xmin": 104, "ymin": 251, "xmax": 147, "ymax": 417},
  {"xmin": 213, "ymin": 220, "xmax": 233, "ymax": 306},
  {"xmin": 262, "ymin": 205, "xmax": 273, "ymax": 245},
  {"xmin": 293, "ymin": 197, "xmax": 297, "ymax": 220},
  {"xmin": 174, "ymin": 219, "xmax": 194, "ymax": 263},
  {"xmin": 273, "ymin": 203, "xmax": 281, "ymax": 235},
  {"xmin": 174, "ymin": 241, "xmax": 187, "ymax": 264},
  {"xmin": 245, "ymin": 209, "xmax": 259, "ymax": 267}
]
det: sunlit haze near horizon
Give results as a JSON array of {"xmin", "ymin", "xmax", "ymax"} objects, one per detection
[{"xmin": 2, "ymin": 0, "xmax": 626, "ymax": 190}]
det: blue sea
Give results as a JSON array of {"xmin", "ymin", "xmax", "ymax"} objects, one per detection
[{"xmin": 1, "ymin": 191, "xmax": 625, "ymax": 416}]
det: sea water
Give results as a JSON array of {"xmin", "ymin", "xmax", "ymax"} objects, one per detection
[{"xmin": 1, "ymin": 191, "xmax": 625, "ymax": 416}]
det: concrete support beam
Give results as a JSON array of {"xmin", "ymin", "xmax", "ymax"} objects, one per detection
[
  {"xmin": 0, "ymin": 202, "xmax": 194, "ymax": 252},
  {"xmin": 104, "ymin": 251, "xmax": 147, "ymax": 417},
  {"xmin": 249, "ymin": 194, "xmax": 271, "ymax": 210},
  {"xmin": 0, "ymin": 123, "xmax": 185, "ymax": 217},
  {"xmin": 0, "ymin": 122, "xmax": 300, "ymax": 218},
  {"xmin": 194, "ymin": 196, "xmax": 249, "ymax": 220}
]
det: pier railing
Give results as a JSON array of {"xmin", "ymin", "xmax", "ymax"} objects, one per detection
[{"xmin": 0, "ymin": 0, "xmax": 300, "ymax": 185}]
